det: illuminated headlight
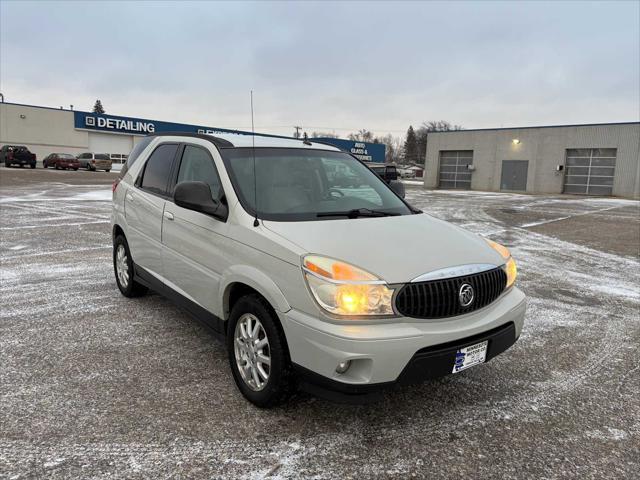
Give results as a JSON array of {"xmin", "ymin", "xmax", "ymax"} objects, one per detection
[
  {"xmin": 486, "ymin": 239, "xmax": 517, "ymax": 288},
  {"xmin": 302, "ymin": 255, "xmax": 395, "ymax": 316}
]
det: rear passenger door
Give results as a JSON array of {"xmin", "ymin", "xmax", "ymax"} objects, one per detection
[
  {"xmin": 125, "ymin": 143, "xmax": 179, "ymax": 280},
  {"xmin": 162, "ymin": 144, "xmax": 230, "ymax": 314}
]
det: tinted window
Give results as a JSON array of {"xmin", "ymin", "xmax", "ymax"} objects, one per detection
[
  {"xmin": 176, "ymin": 146, "xmax": 222, "ymax": 199},
  {"xmin": 79, "ymin": 153, "xmax": 91, "ymax": 159},
  {"xmin": 140, "ymin": 144, "xmax": 178, "ymax": 196},
  {"xmin": 95, "ymin": 154, "xmax": 110, "ymax": 160},
  {"xmin": 127, "ymin": 137, "xmax": 154, "ymax": 168}
]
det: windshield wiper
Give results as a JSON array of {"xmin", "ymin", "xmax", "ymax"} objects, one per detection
[{"xmin": 317, "ymin": 208, "xmax": 400, "ymax": 218}]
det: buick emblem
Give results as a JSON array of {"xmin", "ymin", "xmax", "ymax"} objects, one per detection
[{"xmin": 458, "ymin": 283, "xmax": 474, "ymax": 307}]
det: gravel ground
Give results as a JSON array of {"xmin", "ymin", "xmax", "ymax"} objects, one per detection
[{"xmin": 1, "ymin": 167, "xmax": 639, "ymax": 479}]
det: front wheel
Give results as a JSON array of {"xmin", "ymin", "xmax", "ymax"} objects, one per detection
[
  {"xmin": 113, "ymin": 235, "xmax": 148, "ymax": 297},
  {"xmin": 227, "ymin": 294, "xmax": 293, "ymax": 407}
]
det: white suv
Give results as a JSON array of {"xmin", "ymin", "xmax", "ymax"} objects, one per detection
[{"xmin": 111, "ymin": 133, "xmax": 525, "ymax": 407}]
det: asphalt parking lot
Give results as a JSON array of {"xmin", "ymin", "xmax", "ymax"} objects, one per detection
[{"xmin": 1, "ymin": 167, "xmax": 638, "ymax": 479}]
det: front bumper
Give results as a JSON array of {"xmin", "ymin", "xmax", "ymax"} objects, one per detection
[{"xmin": 280, "ymin": 287, "xmax": 526, "ymax": 401}]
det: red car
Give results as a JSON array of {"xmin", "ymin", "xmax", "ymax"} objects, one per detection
[{"xmin": 43, "ymin": 153, "xmax": 80, "ymax": 170}]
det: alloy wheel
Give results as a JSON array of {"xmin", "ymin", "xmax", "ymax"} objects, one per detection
[
  {"xmin": 115, "ymin": 244, "xmax": 129, "ymax": 288},
  {"xmin": 234, "ymin": 313, "xmax": 271, "ymax": 391}
]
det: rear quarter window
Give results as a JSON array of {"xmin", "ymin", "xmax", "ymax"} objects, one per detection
[{"xmin": 139, "ymin": 143, "xmax": 179, "ymax": 196}]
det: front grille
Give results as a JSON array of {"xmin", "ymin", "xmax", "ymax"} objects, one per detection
[{"xmin": 395, "ymin": 267, "xmax": 507, "ymax": 319}]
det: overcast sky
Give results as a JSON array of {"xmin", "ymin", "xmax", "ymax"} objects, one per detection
[{"xmin": 1, "ymin": 1, "xmax": 638, "ymax": 137}]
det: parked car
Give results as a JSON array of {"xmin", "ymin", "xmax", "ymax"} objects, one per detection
[
  {"xmin": 43, "ymin": 153, "xmax": 80, "ymax": 170},
  {"xmin": 1, "ymin": 145, "xmax": 37, "ymax": 168},
  {"xmin": 77, "ymin": 152, "xmax": 112, "ymax": 172},
  {"xmin": 364, "ymin": 162, "xmax": 405, "ymax": 198},
  {"xmin": 112, "ymin": 133, "xmax": 525, "ymax": 407}
]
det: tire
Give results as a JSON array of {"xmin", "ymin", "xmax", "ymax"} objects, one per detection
[
  {"xmin": 31, "ymin": 164, "xmax": 36, "ymax": 169},
  {"xmin": 113, "ymin": 234, "xmax": 148, "ymax": 298},
  {"xmin": 227, "ymin": 294, "xmax": 293, "ymax": 407},
  {"xmin": 55, "ymin": 165, "xmax": 60, "ymax": 170},
  {"xmin": 73, "ymin": 168, "xmax": 78, "ymax": 171},
  {"xmin": 105, "ymin": 170, "xmax": 111, "ymax": 173},
  {"xmin": 86, "ymin": 165, "xmax": 91, "ymax": 171},
  {"xmin": 4, "ymin": 162, "xmax": 10, "ymax": 168}
]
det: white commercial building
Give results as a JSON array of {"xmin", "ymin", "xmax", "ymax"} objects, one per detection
[
  {"xmin": 0, "ymin": 101, "xmax": 386, "ymax": 166},
  {"xmin": 424, "ymin": 122, "xmax": 640, "ymax": 198}
]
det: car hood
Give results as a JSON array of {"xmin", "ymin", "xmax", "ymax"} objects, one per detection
[{"xmin": 263, "ymin": 213, "xmax": 505, "ymax": 284}]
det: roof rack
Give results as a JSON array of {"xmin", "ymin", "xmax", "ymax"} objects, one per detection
[{"xmin": 148, "ymin": 131, "xmax": 234, "ymax": 148}]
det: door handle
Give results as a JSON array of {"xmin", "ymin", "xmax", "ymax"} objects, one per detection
[{"xmin": 164, "ymin": 211, "xmax": 174, "ymax": 221}]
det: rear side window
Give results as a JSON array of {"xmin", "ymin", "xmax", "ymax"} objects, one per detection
[
  {"xmin": 127, "ymin": 137, "xmax": 154, "ymax": 168},
  {"xmin": 175, "ymin": 145, "xmax": 222, "ymax": 199},
  {"xmin": 140, "ymin": 144, "xmax": 178, "ymax": 196}
]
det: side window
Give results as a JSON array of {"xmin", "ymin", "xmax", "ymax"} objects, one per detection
[
  {"xmin": 176, "ymin": 145, "xmax": 222, "ymax": 199},
  {"xmin": 140, "ymin": 144, "xmax": 178, "ymax": 196}
]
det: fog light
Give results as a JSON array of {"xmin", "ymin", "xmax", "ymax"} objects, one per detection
[{"xmin": 336, "ymin": 360, "xmax": 351, "ymax": 374}]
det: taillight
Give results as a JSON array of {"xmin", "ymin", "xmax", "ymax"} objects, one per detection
[
  {"xmin": 112, "ymin": 178, "xmax": 120, "ymax": 193},
  {"xmin": 91, "ymin": 160, "xmax": 96, "ymax": 164}
]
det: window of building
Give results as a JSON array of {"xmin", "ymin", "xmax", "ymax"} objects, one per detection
[
  {"xmin": 438, "ymin": 150, "xmax": 473, "ymax": 189},
  {"xmin": 564, "ymin": 148, "xmax": 616, "ymax": 196}
]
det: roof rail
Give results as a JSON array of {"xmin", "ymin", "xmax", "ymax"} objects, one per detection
[{"xmin": 147, "ymin": 131, "xmax": 234, "ymax": 148}]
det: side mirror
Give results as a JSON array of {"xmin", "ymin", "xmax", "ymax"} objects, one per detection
[{"xmin": 174, "ymin": 181, "xmax": 228, "ymax": 221}]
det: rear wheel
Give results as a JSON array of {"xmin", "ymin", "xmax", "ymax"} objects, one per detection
[
  {"xmin": 113, "ymin": 235, "xmax": 148, "ymax": 297},
  {"xmin": 227, "ymin": 294, "xmax": 293, "ymax": 407},
  {"xmin": 73, "ymin": 168, "xmax": 78, "ymax": 171},
  {"xmin": 31, "ymin": 164, "xmax": 36, "ymax": 169},
  {"xmin": 105, "ymin": 169, "xmax": 111, "ymax": 173}
]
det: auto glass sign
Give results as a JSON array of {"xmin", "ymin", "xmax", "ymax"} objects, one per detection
[{"xmin": 311, "ymin": 137, "xmax": 386, "ymax": 163}]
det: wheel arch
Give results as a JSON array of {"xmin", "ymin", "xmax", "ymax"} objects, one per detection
[{"xmin": 220, "ymin": 266, "xmax": 291, "ymax": 322}]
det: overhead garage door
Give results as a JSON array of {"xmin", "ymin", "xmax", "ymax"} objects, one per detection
[
  {"xmin": 88, "ymin": 131, "xmax": 134, "ymax": 156},
  {"xmin": 564, "ymin": 148, "xmax": 616, "ymax": 196},
  {"xmin": 438, "ymin": 150, "xmax": 473, "ymax": 189}
]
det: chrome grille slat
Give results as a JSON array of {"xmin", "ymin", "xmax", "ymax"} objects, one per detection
[{"xmin": 396, "ymin": 267, "xmax": 507, "ymax": 319}]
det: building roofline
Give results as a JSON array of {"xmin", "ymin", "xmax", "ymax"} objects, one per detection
[
  {"xmin": 0, "ymin": 100, "xmax": 295, "ymax": 141},
  {"xmin": 428, "ymin": 121, "xmax": 640, "ymax": 134}
]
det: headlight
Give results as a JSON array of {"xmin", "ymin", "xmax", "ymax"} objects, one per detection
[
  {"xmin": 302, "ymin": 255, "xmax": 395, "ymax": 316},
  {"xmin": 486, "ymin": 239, "xmax": 517, "ymax": 288}
]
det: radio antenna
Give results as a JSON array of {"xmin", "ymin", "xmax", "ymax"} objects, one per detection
[{"xmin": 251, "ymin": 90, "xmax": 259, "ymax": 227}]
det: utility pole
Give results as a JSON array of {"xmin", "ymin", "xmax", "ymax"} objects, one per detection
[{"xmin": 293, "ymin": 126, "xmax": 302, "ymax": 139}]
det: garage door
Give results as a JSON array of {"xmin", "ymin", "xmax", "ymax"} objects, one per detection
[
  {"xmin": 438, "ymin": 150, "xmax": 473, "ymax": 189},
  {"xmin": 88, "ymin": 131, "xmax": 134, "ymax": 156},
  {"xmin": 564, "ymin": 148, "xmax": 616, "ymax": 196}
]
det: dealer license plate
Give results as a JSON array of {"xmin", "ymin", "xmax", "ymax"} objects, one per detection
[{"xmin": 452, "ymin": 341, "xmax": 488, "ymax": 373}]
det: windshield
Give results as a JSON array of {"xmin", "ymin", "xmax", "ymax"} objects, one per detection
[
  {"xmin": 222, "ymin": 148, "xmax": 412, "ymax": 221},
  {"xmin": 59, "ymin": 154, "xmax": 75, "ymax": 159}
]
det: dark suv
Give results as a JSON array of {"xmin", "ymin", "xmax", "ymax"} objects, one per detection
[{"xmin": 1, "ymin": 145, "xmax": 37, "ymax": 168}]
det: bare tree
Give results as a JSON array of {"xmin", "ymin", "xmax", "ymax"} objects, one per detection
[
  {"xmin": 348, "ymin": 129, "xmax": 374, "ymax": 142},
  {"xmin": 416, "ymin": 120, "xmax": 463, "ymax": 163},
  {"xmin": 310, "ymin": 131, "xmax": 339, "ymax": 138}
]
